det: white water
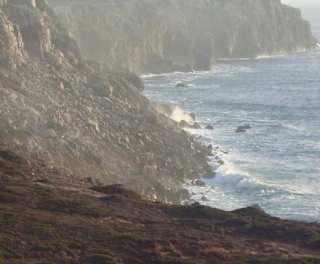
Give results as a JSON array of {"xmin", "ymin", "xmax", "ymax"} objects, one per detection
[{"xmin": 144, "ymin": 49, "xmax": 320, "ymax": 222}]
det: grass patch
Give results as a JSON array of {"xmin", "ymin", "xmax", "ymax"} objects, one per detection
[
  {"xmin": 250, "ymin": 258, "xmax": 320, "ymax": 264},
  {"xmin": 158, "ymin": 257, "xmax": 207, "ymax": 264},
  {"xmin": 24, "ymin": 222, "xmax": 56, "ymax": 239},
  {"xmin": 0, "ymin": 213, "xmax": 17, "ymax": 227},
  {"xmin": 83, "ymin": 254, "xmax": 123, "ymax": 264},
  {"xmin": 306, "ymin": 232, "xmax": 320, "ymax": 249},
  {"xmin": 37, "ymin": 197, "xmax": 109, "ymax": 217},
  {"xmin": 0, "ymin": 247, "xmax": 13, "ymax": 258}
]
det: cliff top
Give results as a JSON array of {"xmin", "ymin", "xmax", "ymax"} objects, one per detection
[
  {"xmin": 0, "ymin": 147, "xmax": 320, "ymax": 263},
  {"xmin": 47, "ymin": 0, "xmax": 317, "ymax": 73}
]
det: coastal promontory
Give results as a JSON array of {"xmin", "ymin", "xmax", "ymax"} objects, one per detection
[{"xmin": 48, "ymin": 0, "xmax": 317, "ymax": 73}]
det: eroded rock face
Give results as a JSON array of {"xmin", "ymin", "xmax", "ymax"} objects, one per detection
[
  {"xmin": 0, "ymin": 1, "xmax": 211, "ymax": 203},
  {"xmin": 2, "ymin": 0, "xmax": 80, "ymax": 61},
  {"xmin": 47, "ymin": 0, "xmax": 317, "ymax": 73},
  {"xmin": 0, "ymin": 9, "xmax": 24, "ymax": 68}
]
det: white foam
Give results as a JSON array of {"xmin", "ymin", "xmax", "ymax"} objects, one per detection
[
  {"xmin": 169, "ymin": 106, "xmax": 194, "ymax": 125},
  {"xmin": 281, "ymin": 123, "xmax": 307, "ymax": 132}
]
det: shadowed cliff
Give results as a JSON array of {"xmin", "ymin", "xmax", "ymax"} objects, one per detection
[{"xmin": 48, "ymin": 0, "xmax": 317, "ymax": 73}]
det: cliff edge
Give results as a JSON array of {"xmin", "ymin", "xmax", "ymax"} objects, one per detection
[
  {"xmin": 48, "ymin": 0, "xmax": 317, "ymax": 73},
  {"xmin": 0, "ymin": 0, "xmax": 211, "ymax": 203}
]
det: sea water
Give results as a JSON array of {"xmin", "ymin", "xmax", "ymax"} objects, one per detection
[{"xmin": 143, "ymin": 48, "xmax": 320, "ymax": 222}]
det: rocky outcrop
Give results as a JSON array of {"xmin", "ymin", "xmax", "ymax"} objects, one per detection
[
  {"xmin": 48, "ymin": 0, "xmax": 317, "ymax": 73},
  {"xmin": 0, "ymin": 1, "xmax": 211, "ymax": 202},
  {"xmin": 0, "ymin": 8, "xmax": 24, "ymax": 68},
  {"xmin": 1, "ymin": 0, "xmax": 80, "ymax": 61}
]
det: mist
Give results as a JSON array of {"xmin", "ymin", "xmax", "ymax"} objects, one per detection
[
  {"xmin": 1, "ymin": 0, "xmax": 320, "ymax": 262},
  {"xmin": 283, "ymin": 0, "xmax": 319, "ymax": 6}
]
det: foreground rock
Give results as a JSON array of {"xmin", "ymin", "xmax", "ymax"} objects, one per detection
[
  {"xmin": 236, "ymin": 124, "xmax": 252, "ymax": 133},
  {"xmin": 0, "ymin": 1, "xmax": 211, "ymax": 203},
  {"xmin": 0, "ymin": 148, "xmax": 320, "ymax": 263},
  {"xmin": 48, "ymin": 0, "xmax": 317, "ymax": 73}
]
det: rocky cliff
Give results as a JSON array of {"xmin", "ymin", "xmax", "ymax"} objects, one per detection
[
  {"xmin": 48, "ymin": 0, "xmax": 317, "ymax": 73},
  {"xmin": 0, "ymin": 0, "xmax": 211, "ymax": 202}
]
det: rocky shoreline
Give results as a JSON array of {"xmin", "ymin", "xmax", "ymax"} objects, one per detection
[{"xmin": 1, "ymin": 1, "xmax": 320, "ymax": 263}]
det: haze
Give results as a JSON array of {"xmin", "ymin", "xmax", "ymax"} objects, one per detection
[{"xmin": 283, "ymin": 0, "xmax": 319, "ymax": 6}]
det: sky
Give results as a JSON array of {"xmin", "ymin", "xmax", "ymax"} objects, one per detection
[
  {"xmin": 282, "ymin": 0, "xmax": 320, "ymax": 39},
  {"xmin": 282, "ymin": 0, "xmax": 320, "ymax": 7}
]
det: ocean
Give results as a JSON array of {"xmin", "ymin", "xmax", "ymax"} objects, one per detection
[{"xmin": 143, "ymin": 31, "xmax": 320, "ymax": 222}]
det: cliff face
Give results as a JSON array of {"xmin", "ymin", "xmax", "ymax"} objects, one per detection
[
  {"xmin": 0, "ymin": 7, "xmax": 24, "ymax": 68},
  {"xmin": 48, "ymin": 0, "xmax": 317, "ymax": 73},
  {"xmin": 0, "ymin": 0, "xmax": 211, "ymax": 202}
]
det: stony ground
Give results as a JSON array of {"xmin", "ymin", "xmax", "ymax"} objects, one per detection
[
  {"xmin": 0, "ymin": 0, "xmax": 212, "ymax": 203},
  {"xmin": 1, "ymin": 147, "xmax": 320, "ymax": 264}
]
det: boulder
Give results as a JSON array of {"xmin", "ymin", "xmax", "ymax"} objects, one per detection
[
  {"xmin": 193, "ymin": 179, "xmax": 206, "ymax": 187},
  {"xmin": 191, "ymin": 122, "xmax": 201, "ymax": 129},
  {"xmin": 175, "ymin": 82, "xmax": 188, "ymax": 88},
  {"xmin": 236, "ymin": 124, "xmax": 252, "ymax": 133},
  {"xmin": 201, "ymin": 196, "xmax": 209, "ymax": 202},
  {"xmin": 178, "ymin": 121, "xmax": 201, "ymax": 129}
]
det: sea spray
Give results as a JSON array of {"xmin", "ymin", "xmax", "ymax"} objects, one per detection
[
  {"xmin": 144, "ymin": 49, "xmax": 320, "ymax": 221},
  {"xmin": 170, "ymin": 106, "xmax": 195, "ymax": 125}
]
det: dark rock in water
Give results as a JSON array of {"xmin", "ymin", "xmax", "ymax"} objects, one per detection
[
  {"xmin": 236, "ymin": 124, "xmax": 252, "ymax": 133},
  {"xmin": 191, "ymin": 122, "xmax": 201, "ymax": 129},
  {"xmin": 205, "ymin": 125, "xmax": 214, "ymax": 130},
  {"xmin": 190, "ymin": 112, "xmax": 196, "ymax": 121},
  {"xmin": 206, "ymin": 144, "xmax": 213, "ymax": 155},
  {"xmin": 176, "ymin": 81, "xmax": 188, "ymax": 88},
  {"xmin": 215, "ymin": 157, "xmax": 225, "ymax": 166},
  {"xmin": 178, "ymin": 120, "xmax": 201, "ymax": 129},
  {"xmin": 193, "ymin": 179, "xmax": 206, "ymax": 187},
  {"xmin": 201, "ymin": 196, "xmax": 209, "ymax": 202}
]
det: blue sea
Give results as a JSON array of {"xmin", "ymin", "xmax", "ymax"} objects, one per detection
[{"xmin": 143, "ymin": 42, "xmax": 320, "ymax": 222}]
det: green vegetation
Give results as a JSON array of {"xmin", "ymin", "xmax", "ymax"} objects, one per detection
[
  {"xmin": 24, "ymin": 222, "xmax": 56, "ymax": 239},
  {"xmin": 158, "ymin": 257, "xmax": 207, "ymax": 264},
  {"xmin": 0, "ymin": 247, "xmax": 12, "ymax": 258},
  {"xmin": 0, "ymin": 213, "xmax": 17, "ymax": 227},
  {"xmin": 251, "ymin": 258, "xmax": 320, "ymax": 264},
  {"xmin": 37, "ymin": 197, "xmax": 109, "ymax": 217},
  {"xmin": 307, "ymin": 232, "xmax": 320, "ymax": 249},
  {"xmin": 84, "ymin": 254, "xmax": 123, "ymax": 264}
]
